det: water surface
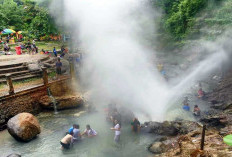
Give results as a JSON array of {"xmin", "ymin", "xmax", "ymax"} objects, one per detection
[{"xmin": 0, "ymin": 109, "xmax": 155, "ymax": 157}]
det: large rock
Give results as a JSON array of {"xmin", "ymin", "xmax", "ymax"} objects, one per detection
[
  {"xmin": 199, "ymin": 112, "xmax": 232, "ymax": 128},
  {"xmin": 39, "ymin": 95, "xmax": 84, "ymax": 110},
  {"xmin": 7, "ymin": 113, "xmax": 41, "ymax": 142},
  {"xmin": 148, "ymin": 142, "xmax": 167, "ymax": 154},
  {"xmin": 28, "ymin": 63, "xmax": 41, "ymax": 72},
  {"xmin": 143, "ymin": 120, "xmax": 201, "ymax": 136}
]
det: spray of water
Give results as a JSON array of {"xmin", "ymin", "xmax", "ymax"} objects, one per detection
[{"xmin": 51, "ymin": 0, "xmax": 228, "ymax": 121}]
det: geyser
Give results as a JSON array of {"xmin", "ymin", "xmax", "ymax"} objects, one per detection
[{"xmin": 51, "ymin": 0, "xmax": 228, "ymax": 121}]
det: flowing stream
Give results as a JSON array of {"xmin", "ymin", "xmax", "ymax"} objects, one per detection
[{"xmin": 0, "ymin": 109, "xmax": 156, "ymax": 157}]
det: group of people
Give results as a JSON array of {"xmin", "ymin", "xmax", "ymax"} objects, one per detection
[
  {"xmin": 60, "ymin": 124, "xmax": 97, "ymax": 149},
  {"xmin": 60, "ymin": 104, "xmax": 142, "ymax": 150},
  {"xmin": 21, "ymin": 39, "xmax": 38, "ymax": 54},
  {"xmin": 106, "ymin": 104, "xmax": 141, "ymax": 143},
  {"xmin": 182, "ymin": 96, "xmax": 201, "ymax": 116},
  {"xmin": 182, "ymin": 83, "xmax": 206, "ymax": 116}
]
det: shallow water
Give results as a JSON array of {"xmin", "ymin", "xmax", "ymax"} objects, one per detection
[{"xmin": 0, "ymin": 109, "xmax": 155, "ymax": 157}]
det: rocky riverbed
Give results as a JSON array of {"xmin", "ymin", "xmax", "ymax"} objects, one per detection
[{"xmin": 146, "ymin": 70, "xmax": 232, "ymax": 156}]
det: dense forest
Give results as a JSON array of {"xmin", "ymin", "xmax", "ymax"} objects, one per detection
[
  {"xmin": 0, "ymin": 0, "xmax": 231, "ymax": 45},
  {"xmin": 0, "ymin": 0, "xmax": 57, "ymax": 39},
  {"xmin": 151, "ymin": 0, "xmax": 232, "ymax": 49}
]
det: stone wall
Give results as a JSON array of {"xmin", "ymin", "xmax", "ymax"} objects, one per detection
[{"xmin": 0, "ymin": 78, "xmax": 83, "ymax": 131}]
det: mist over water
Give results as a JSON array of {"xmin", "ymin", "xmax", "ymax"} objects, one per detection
[{"xmin": 52, "ymin": 0, "xmax": 229, "ymax": 121}]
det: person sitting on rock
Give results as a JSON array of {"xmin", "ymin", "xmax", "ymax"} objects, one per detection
[
  {"xmin": 60, "ymin": 132, "xmax": 74, "ymax": 149},
  {"xmin": 182, "ymin": 97, "xmax": 190, "ymax": 111},
  {"xmin": 193, "ymin": 105, "xmax": 201, "ymax": 116},
  {"xmin": 198, "ymin": 88, "xmax": 205, "ymax": 99},
  {"xmin": 131, "ymin": 118, "xmax": 141, "ymax": 132},
  {"xmin": 81, "ymin": 124, "xmax": 97, "ymax": 137}
]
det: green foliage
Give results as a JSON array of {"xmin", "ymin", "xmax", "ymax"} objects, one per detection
[
  {"xmin": 0, "ymin": 0, "xmax": 58, "ymax": 39},
  {"xmin": 162, "ymin": 0, "xmax": 207, "ymax": 40}
]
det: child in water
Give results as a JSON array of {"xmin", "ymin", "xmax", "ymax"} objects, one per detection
[
  {"xmin": 193, "ymin": 105, "xmax": 201, "ymax": 116},
  {"xmin": 81, "ymin": 125, "xmax": 97, "ymax": 137}
]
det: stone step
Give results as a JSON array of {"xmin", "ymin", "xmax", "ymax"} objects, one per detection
[
  {"xmin": 0, "ymin": 63, "xmax": 24, "ymax": 70},
  {"xmin": 0, "ymin": 66, "xmax": 28, "ymax": 74},
  {"xmin": 43, "ymin": 58, "xmax": 55, "ymax": 64},
  {"xmin": 39, "ymin": 56, "xmax": 50, "ymax": 62},
  {"xmin": 0, "ymin": 73, "xmax": 42, "ymax": 84},
  {"xmin": 0, "ymin": 70, "xmax": 30, "ymax": 79}
]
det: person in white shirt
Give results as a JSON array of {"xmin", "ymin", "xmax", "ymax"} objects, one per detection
[
  {"xmin": 110, "ymin": 119, "xmax": 121, "ymax": 143},
  {"xmin": 81, "ymin": 124, "xmax": 97, "ymax": 137}
]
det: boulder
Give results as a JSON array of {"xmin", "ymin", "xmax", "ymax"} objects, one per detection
[
  {"xmin": 56, "ymin": 95, "xmax": 84, "ymax": 109},
  {"xmin": 28, "ymin": 63, "xmax": 41, "ymax": 72},
  {"xmin": 143, "ymin": 120, "xmax": 201, "ymax": 136},
  {"xmin": 199, "ymin": 112, "xmax": 231, "ymax": 128},
  {"xmin": 7, "ymin": 113, "xmax": 41, "ymax": 142},
  {"xmin": 39, "ymin": 95, "xmax": 84, "ymax": 110},
  {"xmin": 148, "ymin": 142, "xmax": 167, "ymax": 154}
]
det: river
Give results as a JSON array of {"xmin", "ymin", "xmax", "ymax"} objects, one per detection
[{"xmin": 0, "ymin": 108, "xmax": 156, "ymax": 157}]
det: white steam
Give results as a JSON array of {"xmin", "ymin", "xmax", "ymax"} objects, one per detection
[{"xmin": 51, "ymin": 0, "xmax": 228, "ymax": 121}]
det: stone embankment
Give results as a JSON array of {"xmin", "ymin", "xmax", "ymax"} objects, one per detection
[{"xmin": 0, "ymin": 78, "xmax": 84, "ymax": 131}]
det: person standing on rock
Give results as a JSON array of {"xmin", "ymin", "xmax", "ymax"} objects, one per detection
[
  {"xmin": 111, "ymin": 119, "xmax": 121, "ymax": 143},
  {"xmin": 56, "ymin": 57, "xmax": 62, "ymax": 79},
  {"xmin": 60, "ymin": 132, "xmax": 74, "ymax": 149}
]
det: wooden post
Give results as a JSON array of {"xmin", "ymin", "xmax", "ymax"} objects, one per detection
[
  {"xmin": 200, "ymin": 124, "xmax": 206, "ymax": 150},
  {"xmin": 69, "ymin": 60, "xmax": 75, "ymax": 79},
  {"xmin": 6, "ymin": 74, "xmax": 14, "ymax": 95},
  {"xmin": 42, "ymin": 67, "xmax": 48, "ymax": 86}
]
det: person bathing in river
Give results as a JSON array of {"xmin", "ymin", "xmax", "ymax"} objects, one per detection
[
  {"xmin": 60, "ymin": 132, "xmax": 74, "ymax": 149},
  {"xmin": 193, "ymin": 105, "xmax": 201, "ymax": 116},
  {"xmin": 198, "ymin": 88, "xmax": 205, "ymax": 99},
  {"xmin": 182, "ymin": 97, "xmax": 190, "ymax": 111},
  {"xmin": 81, "ymin": 124, "xmax": 97, "ymax": 137},
  {"xmin": 131, "ymin": 118, "xmax": 140, "ymax": 133},
  {"xmin": 73, "ymin": 124, "xmax": 81, "ymax": 142},
  {"xmin": 111, "ymin": 119, "xmax": 121, "ymax": 143},
  {"xmin": 68, "ymin": 124, "xmax": 78, "ymax": 134}
]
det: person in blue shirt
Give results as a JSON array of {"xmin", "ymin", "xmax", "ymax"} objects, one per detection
[
  {"xmin": 53, "ymin": 47, "xmax": 57, "ymax": 57},
  {"xmin": 182, "ymin": 97, "xmax": 190, "ymax": 111}
]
